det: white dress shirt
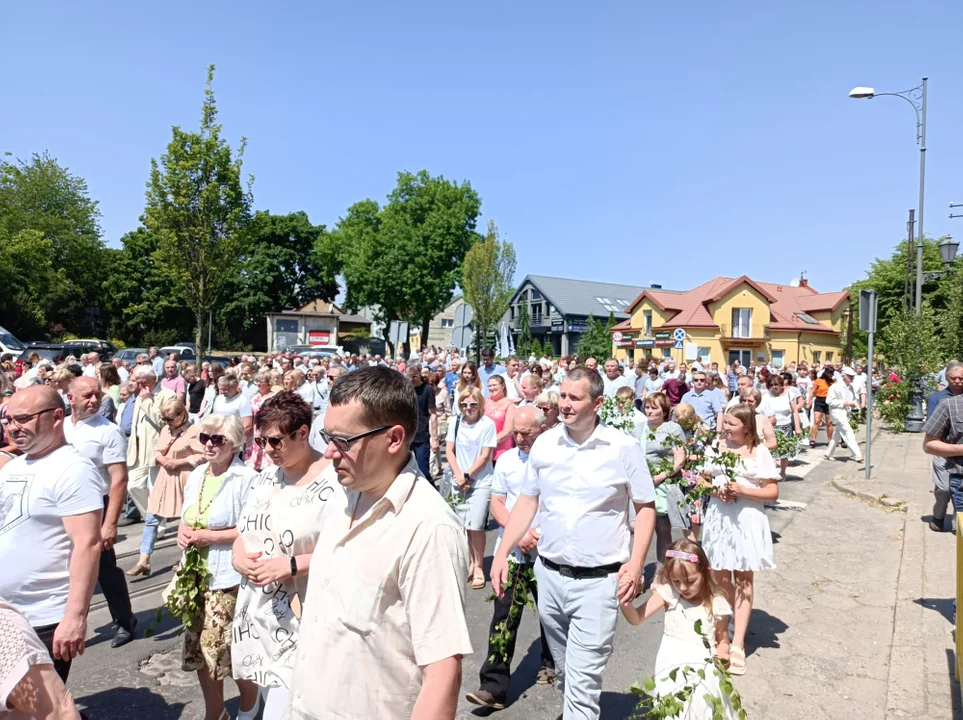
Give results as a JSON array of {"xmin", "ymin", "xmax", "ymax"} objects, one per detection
[
  {"xmin": 491, "ymin": 447, "xmax": 539, "ymax": 564},
  {"xmin": 521, "ymin": 422, "xmax": 655, "ymax": 567},
  {"xmin": 602, "ymin": 374, "xmax": 633, "ymax": 397}
]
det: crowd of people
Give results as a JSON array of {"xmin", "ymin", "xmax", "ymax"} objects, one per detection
[{"xmin": 0, "ymin": 339, "xmax": 958, "ymax": 720}]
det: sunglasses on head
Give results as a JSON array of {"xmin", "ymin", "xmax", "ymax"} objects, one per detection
[
  {"xmin": 199, "ymin": 433, "xmax": 227, "ymax": 447},
  {"xmin": 254, "ymin": 430, "xmax": 298, "ymax": 450}
]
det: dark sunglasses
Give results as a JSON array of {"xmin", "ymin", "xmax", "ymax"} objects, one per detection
[
  {"xmin": 199, "ymin": 433, "xmax": 228, "ymax": 447},
  {"xmin": 160, "ymin": 415, "xmax": 176, "ymax": 422},
  {"xmin": 318, "ymin": 426, "xmax": 391, "ymax": 453},
  {"xmin": 254, "ymin": 430, "xmax": 298, "ymax": 450}
]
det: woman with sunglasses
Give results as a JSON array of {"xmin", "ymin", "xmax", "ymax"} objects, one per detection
[
  {"xmin": 231, "ymin": 391, "xmax": 335, "ymax": 720},
  {"xmin": 128, "ymin": 398, "xmax": 205, "ymax": 576},
  {"xmin": 453, "ymin": 362, "xmax": 482, "ymax": 414},
  {"xmin": 245, "ymin": 370, "xmax": 279, "ymax": 472},
  {"xmin": 485, "ymin": 375, "xmax": 516, "ymax": 464},
  {"xmin": 445, "ymin": 386, "xmax": 497, "ymax": 589},
  {"xmin": 178, "ymin": 413, "xmax": 259, "ymax": 720},
  {"xmin": 535, "ymin": 388, "xmax": 560, "ymax": 427}
]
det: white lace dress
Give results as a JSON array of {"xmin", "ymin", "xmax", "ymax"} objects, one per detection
[
  {"xmin": 701, "ymin": 445, "xmax": 778, "ymax": 571},
  {"xmin": 653, "ymin": 583, "xmax": 736, "ymax": 719}
]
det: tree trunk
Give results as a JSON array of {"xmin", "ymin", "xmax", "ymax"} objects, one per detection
[
  {"xmin": 421, "ymin": 316, "xmax": 431, "ymax": 354},
  {"xmin": 195, "ymin": 310, "xmax": 204, "ymax": 354}
]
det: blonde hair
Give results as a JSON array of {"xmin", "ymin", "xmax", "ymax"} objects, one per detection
[
  {"xmin": 656, "ymin": 538, "xmax": 725, "ymax": 615},
  {"xmin": 459, "ymin": 386, "xmax": 486, "ymax": 414},
  {"xmin": 672, "ymin": 402, "xmax": 697, "ymax": 429},
  {"xmin": 643, "ymin": 391, "xmax": 671, "ymax": 421},
  {"xmin": 535, "ymin": 388, "xmax": 559, "ymax": 409},
  {"xmin": 160, "ymin": 397, "xmax": 187, "ymax": 422},
  {"xmin": 199, "ymin": 413, "xmax": 246, "ymax": 451}
]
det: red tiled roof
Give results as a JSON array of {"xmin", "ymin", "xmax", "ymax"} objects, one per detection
[{"xmin": 624, "ymin": 277, "xmax": 849, "ymax": 334}]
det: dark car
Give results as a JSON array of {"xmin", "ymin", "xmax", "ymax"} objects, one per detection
[
  {"xmin": 19, "ymin": 342, "xmax": 66, "ymax": 364},
  {"xmin": 112, "ymin": 348, "xmax": 146, "ymax": 365},
  {"xmin": 62, "ymin": 339, "xmax": 117, "ymax": 362}
]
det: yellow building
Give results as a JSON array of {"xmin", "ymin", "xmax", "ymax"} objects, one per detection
[{"xmin": 610, "ymin": 276, "xmax": 849, "ymax": 368}]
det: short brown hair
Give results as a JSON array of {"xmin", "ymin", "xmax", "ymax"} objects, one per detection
[
  {"xmin": 565, "ymin": 366, "xmax": 604, "ymax": 399},
  {"xmin": 644, "ymin": 391, "xmax": 671, "ymax": 421},
  {"xmin": 726, "ymin": 403, "xmax": 759, "ymax": 450},
  {"xmin": 256, "ymin": 390, "xmax": 313, "ymax": 436},
  {"xmin": 328, "ymin": 366, "xmax": 418, "ymax": 448}
]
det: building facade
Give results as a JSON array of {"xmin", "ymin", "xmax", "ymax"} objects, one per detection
[
  {"xmin": 504, "ymin": 275, "xmax": 659, "ymax": 357},
  {"xmin": 265, "ymin": 300, "xmax": 374, "ymax": 355},
  {"xmin": 610, "ymin": 276, "xmax": 849, "ymax": 368},
  {"xmin": 408, "ymin": 296, "xmax": 465, "ymax": 351}
]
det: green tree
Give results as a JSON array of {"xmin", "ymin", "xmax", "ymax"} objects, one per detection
[
  {"xmin": 337, "ymin": 171, "xmax": 481, "ymax": 355},
  {"xmin": 575, "ymin": 314, "xmax": 614, "ymax": 361},
  {"xmin": 0, "ymin": 152, "xmax": 106, "ymax": 335},
  {"xmin": 516, "ymin": 301, "xmax": 532, "ymax": 358},
  {"xmin": 462, "ymin": 220, "xmax": 516, "ymax": 361},
  {"xmin": 219, "ymin": 211, "xmax": 340, "ymax": 349},
  {"xmin": 143, "ymin": 65, "xmax": 253, "ymax": 350},
  {"xmin": 0, "ymin": 229, "xmax": 63, "ymax": 338},
  {"xmin": 846, "ymin": 236, "xmax": 961, "ymax": 360}
]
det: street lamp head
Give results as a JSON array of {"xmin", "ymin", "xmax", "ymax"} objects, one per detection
[
  {"xmin": 939, "ymin": 236, "xmax": 959, "ymax": 266},
  {"xmin": 848, "ymin": 86, "xmax": 875, "ymax": 99}
]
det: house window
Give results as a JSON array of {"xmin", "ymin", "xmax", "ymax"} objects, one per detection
[
  {"xmin": 441, "ymin": 318, "xmax": 454, "ymax": 328},
  {"xmin": 731, "ymin": 308, "xmax": 752, "ymax": 338},
  {"xmin": 531, "ymin": 288, "xmax": 542, "ymax": 301},
  {"xmin": 662, "ymin": 348, "xmax": 672, "ymax": 359},
  {"xmin": 813, "ymin": 350, "xmax": 822, "ymax": 364},
  {"xmin": 771, "ymin": 350, "xmax": 784, "ymax": 367},
  {"xmin": 826, "ymin": 351, "xmax": 834, "ymax": 362},
  {"xmin": 532, "ymin": 303, "xmax": 542, "ymax": 324},
  {"xmin": 643, "ymin": 310, "xmax": 653, "ymax": 337},
  {"xmin": 698, "ymin": 347, "xmax": 711, "ymax": 365}
]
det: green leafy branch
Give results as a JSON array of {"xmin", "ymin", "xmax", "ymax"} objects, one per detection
[
  {"xmin": 484, "ymin": 556, "xmax": 537, "ymax": 663},
  {"xmin": 773, "ymin": 428, "xmax": 798, "ymax": 459},
  {"xmin": 144, "ymin": 544, "xmax": 212, "ymax": 638}
]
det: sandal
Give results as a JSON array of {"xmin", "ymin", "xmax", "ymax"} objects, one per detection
[
  {"xmin": 729, "ymin": 646, "xmax": 746, "ymax": 675},
  {"xmin": 471, "ymin": 570, "xmax": 486, "ymax": 590}
]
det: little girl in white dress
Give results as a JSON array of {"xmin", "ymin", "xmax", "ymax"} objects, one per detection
[{"xmin": 620, "ymin": 539, "xmax": 737, "ymax": 719}]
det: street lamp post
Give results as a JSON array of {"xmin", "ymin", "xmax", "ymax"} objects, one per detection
[{"xmin": 849, "ymin": 78, "xmax": 927, "ymax": 313}]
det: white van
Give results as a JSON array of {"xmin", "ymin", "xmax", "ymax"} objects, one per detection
[{"xmin": 0, "ymin": 326, "xmax": 25, "ymax": 357}]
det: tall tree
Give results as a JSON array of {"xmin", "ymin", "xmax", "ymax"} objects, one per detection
[
  {"xmin": 462, "ymin": 220, "xmax": 517, "ymax": 362},
  {"xmin": 337, "ymin": 171, "xmax": 481, "ymax": 354},
  {"xmin": 219, "ymin": 210, "xmax": 340, "ymax": 349},
  {"xmin": 516, "ymin": 301, "xmax": 532, "ymax": 358},
  {"xmin": 575, "ymin": 314, "xmax": 614, "ymax": 361},
  {"xmin": 0, "ymin": 229, "xmax": 63, "ymax": 338},
  {"xmin": 143, "ymin": 65, "xmax": 253, "ymax": 349},
  {"xmin": 0, "ymin": 152, "xmax": 106, "ymax": 335}
]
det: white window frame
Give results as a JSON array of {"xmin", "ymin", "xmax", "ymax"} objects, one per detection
[
  {"xmin": 731, "ymin": 308, "xmax": 752, "ymax": 338},
  {"xmin": 644, "ymin": 310, "xmax": 653, "ymax": 337},
  {"xmin": 771, "ymin": 350, "xmax": 784, "ymax": 367}
]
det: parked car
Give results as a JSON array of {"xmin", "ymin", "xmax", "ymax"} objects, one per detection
[
  {"xmin": 284, "ymin": 345, "xmax": 340, "ymax": 357},
  {"xmin": 112, "ymin": 348, "xmax": 146, "ymax": 365},
  {"xmin": 18, "ymin": 342, "xmax": 66, "ymax": 364},
  {"xmin": 0, "ymin": 326, "xmax": 26, "ymax": 358},
  {"xmin": 62, "ymin": 339, "xmax": 117, "ymax": 361},
  {"xmin": 161, "ymin": 345, "xmax": 197, "ymax": 361},
  {"xmin": 203, "ymin": 355, "xmax": 231, "ymax": 369}
]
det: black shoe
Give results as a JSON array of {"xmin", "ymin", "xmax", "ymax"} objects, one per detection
[
  {"xmin": 111, "ymin": 618, "xmax": 137, "ymax": 648},
  {"xmin": 465, "ymin": 690, "xmax": 505, "ymax": 710},
  {"xmin": 929, "ymin": 519, "xmax": 945, "ymax": 533}
]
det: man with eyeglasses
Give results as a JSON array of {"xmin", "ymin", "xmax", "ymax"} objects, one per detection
[
  {"xmin": 466, "ymin": 405, "xmax": 556, "ymax": 710},
  {"xmin": 491, "ymin": 367, "xmax": 655, "ymax": 719},
  {"xmin": 289, "ymin": 366, "xmax": 471, "ymax": 720},
  {"xmin": 63, "ymin": 377, "xmax": 137, "ymax": 648},
  {"xmin": 0, "ymin": 385, "xmax": 104, "ymax": 681},
  {"xmin": 308, "ymin": 366, "xmax": 344, "ymax": 453},
  {"xmin": 681, "ymin": 370, "xmax": 724, "ymax": 431}
]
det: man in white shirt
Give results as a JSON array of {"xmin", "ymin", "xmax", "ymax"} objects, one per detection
[
  {"xmin": 82, "ymin": 352, "xmax": 100, "ymax": 378},
  {"xmin": 491, "ymin": 367, "xmax": 656, "ymax": 719},
  {"xmin": 289, "ymin": 367, "xmax": 472, "ymax": 720},
  {"xmin": 112, "ymin": 357, "xmax": 129, "ymax": 384},
  {"xmin": 725, "ymin": 375, "xmax": 755, "ymax": 410},
  {"xmin": 852, "ymin": 362, "xmax": 868, "ymax": 420},
  {"xmin": 0, "ymin": 385, "xmax": 104, "ymax": 681},
  {"xmin": 602, "ymin": 359, "xmax": 632, "ymax": 397},
  {"xmin": 63, "ymin": 377, "xmax": 137, "ymax": 648},
  {"xmin": 825, "ymin": 367, "xmax": 863, "ymax": 462},
  {"xmin": 466, "ymin": 406, "xmax": 556, "ymax": 710},
  {"xmin": 285, "ymin": 369, "xmax": 317, "ymax": 408},
  {"xmin": 212, "ymin": 375, "xmax": 254, "ymax": 436}
]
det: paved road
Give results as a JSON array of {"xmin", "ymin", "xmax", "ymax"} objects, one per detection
[{"xmin": 78, "ymin": 443, "xmax": 828, "ymax": 719}]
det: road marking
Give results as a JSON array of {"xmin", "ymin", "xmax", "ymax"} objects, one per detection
[{"xmin": 765, "ymin": 499, "xmax": 808, "ymax": 511}]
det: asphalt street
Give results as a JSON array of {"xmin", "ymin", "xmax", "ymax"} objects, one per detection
[{"xmin": 77, "ymin": 442, "xmax": 828, "ymax": 720}]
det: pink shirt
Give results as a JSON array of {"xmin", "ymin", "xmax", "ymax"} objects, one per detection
[{"xmin": 161, "ymin": 375, "xmax": 187, "ymax": 397}]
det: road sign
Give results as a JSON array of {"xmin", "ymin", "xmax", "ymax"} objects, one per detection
[
  {"xmin": 454, "ymin": 303, "xmax": 474, "ymax": 329},
  {"xmin": 613, "ymin": 331, "xmax": 623, "ymax": 341},
  {"xmin": 674, "ymin": 339, "xmax": 684, "ymax": 350},
  {"xmin": 451, "ymin": 326, "xmax": 474, "ymax": 349},
  {"xmin": 672, "ymin": 328, "xmax": 686, "ymax": 341},
  {"xmin": 858, "ymin": 290, "xmax": 878, "ymax": 333},
  {"xmin": 389, "ymin": 320, "xmax": 409, "ymax": 347}
]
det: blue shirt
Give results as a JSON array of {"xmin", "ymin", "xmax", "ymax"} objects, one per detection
[
  {"xmin": 680, "ymin": 389, "xmax": 724, "ymax": 430},
  {"xmin": 119, "ymin": 399, "xmax": 135, "ymax": 437},
  {"xmin": 726, "ymin": 371, "xmax": 739, "ymax": 393},
  {"xmin": 478, "ymin": 363, "xmax": 507, "ymax": 397},
  {"xmin": 445, "ymin": 371, "xmax": 459, "ymax": 397},
  {"xmin": 927, "ymin": 388, "xmax": 954, "ymax": 418}
]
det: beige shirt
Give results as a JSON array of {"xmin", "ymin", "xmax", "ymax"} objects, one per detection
[
  {"xmin": 288, "ymin": 456, "xmax": 472, "ymax": 720},
  {"xmin": 126, "ymin": 385, "xmax": 176, "ymax": 468}
]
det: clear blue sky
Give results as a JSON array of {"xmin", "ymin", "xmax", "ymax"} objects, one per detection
[{"xmin": 3, "ymin": 1, "xmax": 961, "ymax": 295}]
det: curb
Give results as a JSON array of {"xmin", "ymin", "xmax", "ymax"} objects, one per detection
[{"xmin": 830, "ymin": 477, "xmax": 907, "ymax": 511}]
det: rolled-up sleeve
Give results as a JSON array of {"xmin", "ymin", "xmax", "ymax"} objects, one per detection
[
  {"xmin": 622, "ymin": 439, "xmax": 655, "ymax": 504},
  {"xmin": 400, "ymin": 525, "xmax": 473, "ymax": 667}
]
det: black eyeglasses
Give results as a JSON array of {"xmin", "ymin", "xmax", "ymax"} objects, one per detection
[
  {"xmin": 199, "ymin": 433, "xmax": 228, "ymax": 447},
  {"xmin": 0, "ymin": 407, "xmax": 59, "ymax": 427},
  {"xmin": 318, "ymin": 426, "xmax": 391, "ymax": 453},
  {"xmin": 254, "ymin": 430, "xmax": 298, "ymax": 450}
]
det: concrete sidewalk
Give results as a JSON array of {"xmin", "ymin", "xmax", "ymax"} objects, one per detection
[{"xmin": 737, "ymin": 426, "xmax": 961, "ymax": 719}]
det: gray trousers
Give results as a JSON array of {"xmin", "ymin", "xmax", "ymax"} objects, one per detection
[
  {"xmin": 534, "ymin": 559, "xmax": 619, "ymax": 720},
  {"xmin": 933, "ymin": 455, "xmax": 951, "ymax": 521}
]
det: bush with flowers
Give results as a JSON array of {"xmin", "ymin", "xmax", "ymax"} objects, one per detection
[{"xmin": 877, "ymin": 378, "xmax": 911, "ymax": 432}]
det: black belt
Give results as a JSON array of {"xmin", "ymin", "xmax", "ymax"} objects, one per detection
[{"xmin": 541, "ymin": 557, "xmax": 621, "ymax": 579}]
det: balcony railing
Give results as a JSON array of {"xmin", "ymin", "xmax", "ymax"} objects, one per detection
[
  {"xmin": 509, "ymin": 314, "xmax": 559, "ymax": 329},
  {"xmin": 719, "ymin": 323, "xmax": 770, "ymax": 340}
]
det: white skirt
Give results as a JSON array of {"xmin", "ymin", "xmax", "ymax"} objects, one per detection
[{"xmin": 702, "ymin": 497, "xmax": 775, "ymax": 571}]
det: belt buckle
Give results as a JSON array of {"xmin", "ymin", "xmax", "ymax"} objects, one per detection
[{"xmin": 558, "ymin": 564, "xmax": 575, "ymax": 579}]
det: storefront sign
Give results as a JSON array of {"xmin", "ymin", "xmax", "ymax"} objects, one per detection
[
  {"xmin": 567, "ymin": 323, "xmax": 589, "ymax": 333},
  {"xmin": 615, "ymin": 339, "xmax": 635, "ymax": 348},
  {"xmin": 655, "ymin": 339, "xmax": 675, "ymax": 347},
  {"xmin": 551, "ymin": 318, "xmax": 564, "ymax": 330},
  {"xmin": 308, "ymin": 330, "xmax": 331, "ymax": 345},
  {"xmin": 635, "ymin": 339, "xmax": 656, "ymax": 348},
  {"xmin": 654, "ymin": 331, "xmax": 672, "ymax": 340}
]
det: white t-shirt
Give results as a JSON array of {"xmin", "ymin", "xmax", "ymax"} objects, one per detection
[
  {"xmin": 212, "ymin": 391, "xmax": 253, "ymax": 419},
  {"xmin": 63, "ymin": 413, "xmax": 128, "ymax": 494},
  {"xmin": 491, "ymin": 447, "xmax": 538, "ymax": 564},
  {"xmin": 603, "ymin": 374, "xmax": 633, "ymax": 397},
  {"xmin": 0, "ymin": 446, "xmax": 104, "ymax": 626},
  {"xmin": 117, "ymin": 366, "xmax": 130, "ymax": 384},
  {"xmin": 296, "ymin": 382, "xmax": 317, "ymax": 407},
  {"xmin": 445, "ymin": 415, "xmax": 497, "ymax": 488},
  {"xmin": 762, "ymin": 392, "xmax": 793, "ymax": 427}
]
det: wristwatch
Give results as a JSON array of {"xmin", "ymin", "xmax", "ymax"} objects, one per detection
[
  {"xmin": 290, "ymin": 557, "xmax": 298, "ymax": 577},
  {"xmin": 464, "ymin": 473, "xmax": 472, "ymax": 483}
]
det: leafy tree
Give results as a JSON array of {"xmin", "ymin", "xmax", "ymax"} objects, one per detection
[
  {"xmin": 0, "ymin": 229, "xmax": 63, "ymax": 338},
  {"xmin": 529, "ymin": 337, "xmax": 543, "ymax": 359},
  {"xmin": 575, "ymin": 314, "xmax": 614, "ymax": 361},
  {"xmin": 462, "ymin": 220, "xmax": 516, "ymax": 362},
  {"xmin": 516, "ymin": 301, "xmax": 532, "ymax": 358},
  {"xmin": 0, "ymin": 152, "xmax": 106, "ymax": 335},
  {"xmin": 219, "ymin": 211, "xmax": 340, "ymax": 349},
  {"xmin": 337, "ymin": 171, "xmax": 481, "ymax": 355},
  {"xmin": 143, "ymin": 65, "xmax": 253, "ymax": 349},
  {"xmin": 846, "ymin": 237, "xmax": 961, "ymax": 360}
]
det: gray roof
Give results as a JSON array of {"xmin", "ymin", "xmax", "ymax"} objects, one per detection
[{"xmin": 515, "ymin": 275, "xmax": 674, "ymax": 320}]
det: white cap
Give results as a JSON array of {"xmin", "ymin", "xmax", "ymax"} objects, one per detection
[{"xmin": 842, "ymin": 366, "xmax": 857, "ymax": 377}]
